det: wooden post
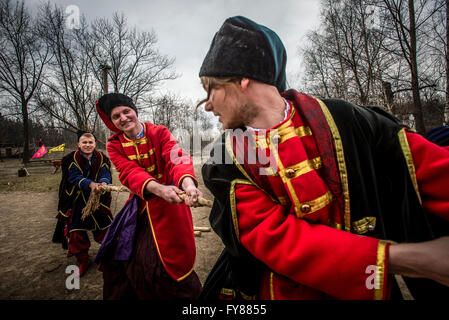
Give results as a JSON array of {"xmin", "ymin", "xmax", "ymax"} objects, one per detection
[
  {"xmin": 100, "ymin": 64, "xmax": 112, "ymax": 145},
  {"xmin": 100, "ymin": 65, "xmax": 112, "ymax": 94}
]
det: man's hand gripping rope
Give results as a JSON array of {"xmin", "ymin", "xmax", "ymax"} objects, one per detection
[{"xmin": 81, "ymin": 184, "xmax": 213, "ymax": 220}]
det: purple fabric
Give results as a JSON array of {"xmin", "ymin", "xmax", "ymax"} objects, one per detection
[
  {"xmin": 95, "ymin": 195, "xmax": 138, "ymax": 263},
  {"xmin": 102, "ymin": 212, "xmax": 203, "ymax": 300}
]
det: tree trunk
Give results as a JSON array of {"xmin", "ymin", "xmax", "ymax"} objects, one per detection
[
  {"xmin": 409, "ymin": 0, "xmax": 426, "ymax": 133},
  {"xmin": 383, "ymin": 81, "xmax": 395, "ymax": 112},
  {"xmin": 21, "ymin": 99, "xmax": 30, "ymax": 163},
  {"xmin": 101, "ymin": 65, "xmax": 111, "ymax": 94}
]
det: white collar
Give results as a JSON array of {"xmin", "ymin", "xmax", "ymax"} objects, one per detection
[{"xmin": 135, "ymin": 123, "xmax": 144, "ymax": 139}]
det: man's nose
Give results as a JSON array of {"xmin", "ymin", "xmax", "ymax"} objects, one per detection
[{"xmin": 204, "ymin": 101, "xmax": 212, "ymax": 112}]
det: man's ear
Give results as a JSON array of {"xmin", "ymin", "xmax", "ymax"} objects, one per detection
[{"xmin": 240, "ymin": 78, "xmax": 250, "ymax": 91}]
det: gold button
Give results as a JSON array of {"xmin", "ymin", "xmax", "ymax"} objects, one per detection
[
  {"xmin": 285, "ymin": 168, "xmax": 295, "ymax": 178},
  {"xmin": 301, "ymin": 204, "xmax": 311, "ymax": 213},
  {"xmin": 367, "ymin": 224, "xmax": 375, "ymax": 232}
]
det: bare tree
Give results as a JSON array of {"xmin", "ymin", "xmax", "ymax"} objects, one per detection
[
  {"xmin": 301, "ymin": 0, "xmax": 389, "ymax": 105},
  {"xmin": 376, "ymin": 0, "xmax": 444, "ymax": 133},
  {"xmin": 140, "ymin": 93, "xmax": 214, "ymax": 155},
  {"xmin": 427, "ymin": 0, "xmax": 449, "ymax": 125},
  {"xmin": 35, "ymin": 2, "xmax": 100, "ymax": 134},
  {"xmin": 322, "ymin": 0, "xmax": 350, "ymax": 100},
  {"xmin": 0, "ymin": 0, "xmax": 50, "ymax": 162},
  {"xmin": 301, "ymin": 31, "xmax": 341, "ymax": 99},
  {"xmin": 88, "ymin": 12, "xmax": 178, "ymax": 104},
  {"xmin": 300, "ymin": 0, "xmax": 444, "ymax": 131},
  {"xmin": 150, "ymin": 93, "xmax": 181, "ymax": 132}
]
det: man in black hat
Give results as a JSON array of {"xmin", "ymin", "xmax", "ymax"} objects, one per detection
[
  {"xmin": 94, "ymin": 92, "xmax": 203, "ymax": 300},
  {"xmin": 198, "ymin": 16, "xmax": 449, "ymax": 300}
]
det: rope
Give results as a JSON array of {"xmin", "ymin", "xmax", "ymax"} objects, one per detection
[
  {"xmin": 177, "ymin": 193, "xmax": 213, "ymax": 208},
  {"xmin": 81, "ymin": 185, "xmax": 130, "ymax": 220},
  {"xmin": 81, "ymin": 184, "xmax": 213, "ymax": 220}
]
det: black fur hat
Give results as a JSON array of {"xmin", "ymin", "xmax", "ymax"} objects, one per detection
[
  {"xmin": 199, "ymin": 16, "xmax": 287, "ymax": 92},
  {"xmin": 96, "ymin": 93, "xmax": 138, "ymax": 119}
]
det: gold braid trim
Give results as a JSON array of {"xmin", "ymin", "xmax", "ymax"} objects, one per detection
[
  {"xmin": 229, "ymin": 179, "xmax": 255, "ymax": 241},
  {"xmin": 315, "ymin": 98, "xmax": 351, "ymax": 232},
  {"xmin": 397, "ymin": 128, "xmax": 422, "ymax": 205},
  {"xmin": 374, "ymin": 240, "xmax": 388, "ymax": 300}
]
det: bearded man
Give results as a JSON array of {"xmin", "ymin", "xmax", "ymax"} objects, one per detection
[{"xmin": 198, "ymin": 16, "xmax": 449, "ymax": 300}]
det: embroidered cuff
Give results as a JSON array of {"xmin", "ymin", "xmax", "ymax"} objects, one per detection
[
  {"xmin": 79, "ymin": 178, "xmax": 93, "ymax": 191},
  {"xmin": 374, "ymin": 240, "xmax": 391, "ymax": 300},
  {"xmin": 141, "ymin": 177, "xmax": 157, "ymax": 200},
  {"xmin": 99, "ymin": 177, "xmax": 111, "ymax": 184},
  {"xmin": 178, "ymin": 174, "xmax": 198, "ymax": 189}
]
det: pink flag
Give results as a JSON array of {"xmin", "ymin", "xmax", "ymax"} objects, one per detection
[{"xmin": 31, "ymin": 145, "xmax": 48, "ymax": 159}]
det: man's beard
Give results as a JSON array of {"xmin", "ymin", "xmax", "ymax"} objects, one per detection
[{"xmin": 226, "ymin": 103, "xmax": 257, "ymax": 129}]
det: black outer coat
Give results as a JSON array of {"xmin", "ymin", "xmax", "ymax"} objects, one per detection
[{"xmin": 200, "ymin": 97, "xmax": 449, "ymax": 300}]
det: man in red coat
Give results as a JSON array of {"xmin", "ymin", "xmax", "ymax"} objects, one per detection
[
  {"xmin": 198, "ymin": 16, "xmax": 449, "ymax": 300},
  {"xmin": 95, "ymin": 93, "xmax": 202, "ymax": 299}
]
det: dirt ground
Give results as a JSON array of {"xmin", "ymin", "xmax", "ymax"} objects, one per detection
[{"xmin": 0, "ymin": 158, "xmax": 224, "ymax": 300}]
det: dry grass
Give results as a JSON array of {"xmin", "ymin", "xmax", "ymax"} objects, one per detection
[
  {"xmin": 0, "ymin": 159, "xmax": 122, "ymax": 193},
  {"xmin": 0, "ymin": 173, "xmax": 61, "ymax": 192}
]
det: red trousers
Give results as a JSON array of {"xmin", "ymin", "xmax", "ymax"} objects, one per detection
[{"xmin": 67, "ymin": 229, "xmax": 107, "ymax": 262}]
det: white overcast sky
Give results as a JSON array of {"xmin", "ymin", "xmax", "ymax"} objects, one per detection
[{"xmin": 27, "ymin": 0, "xmax": 322, "ymax": 104}]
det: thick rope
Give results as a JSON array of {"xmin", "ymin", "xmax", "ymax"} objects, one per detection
[
  {"xmin": 81, "ymin": 185, "xmax": 130, "ymax": 220},
  {"xmin": 177, "ymin": 193, "xmax": 213, "ymax": 208},
  {"xmin": 81, "ymin": 184, "xmax": 213, "ymax": 220}
]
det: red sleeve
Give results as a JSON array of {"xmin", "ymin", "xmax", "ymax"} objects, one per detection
[
  {"xmin": 107, "ymin": 138, "xmax": 156, "ymax": 199},
  {"xmin": 157, "ymin": 125, "xmax": 197, "ymax": 189},
  {"xmin": 236, "ymin": 183, "xmax": 390, "ymax": 300},
  {"xmin": 406, "ymin": 131, "xmax": 449, "ymax": 221}
]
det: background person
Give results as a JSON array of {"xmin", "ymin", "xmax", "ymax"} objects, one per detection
[{"xmin": 53, "ymin": 132, "xmax": 112, "ymax": 277}]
